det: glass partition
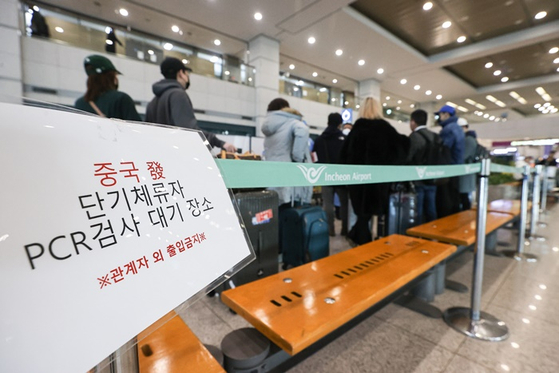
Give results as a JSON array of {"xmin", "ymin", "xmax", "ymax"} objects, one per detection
[{"xmin": 22, "ymin": 3, "xmax": 255, "ymax": 86}]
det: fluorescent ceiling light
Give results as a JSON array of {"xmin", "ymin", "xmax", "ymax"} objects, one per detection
[
  {"xmin": 400, "ymin": 79, "xmax": 407, "ymax": 84},
  {"xmin": 475, "ymin": 103, "xmax": 486, "ymax": 110},
  {"xmin": 214, "ymin": 39, "xmax": 221, "ymax": 46},
  {"xmin": 377, "ymin": 68, "xmax": 384, "ymax": 74},
  {"xmin": 465, "ymin": 98, "xmax": 476, "ymax": 105},
  {"xmin": 509, "ymin": 91, "xmax": 520, "ymax": 99},
  {"xmin": 414, "ymin": 85, "xmax": 420, "ymax": 90},
  {"xmin": 501, "ymin": 77, "xmax": 509, "ymax": 82},
  {"xmin": 171, "ymin": 25, "xmax": 179, "ymax": 33},
  {"xmin": 289, "ymin": 64, "xmax": 295, "ymax": 70},
  {"xmin": 485, "ymin": 62, "xmax": 493, "ymax": 68},
  {"xmin": 442, "ymin": 21, "xmax": 451, "ymax": 29},
  {"xmin": 163, "ymin": 43, "xmax": 173, "ymax": 51},
  {"xmin": 457, "ymin": 36, "xmax": 466, "ymax": 43},
  {"xmin": 495, "ymin": 101, "xmax": 507, "ymax": 108},
  {"xmin": 549, "ymin": 47, "xmax": 558, "ymax": 54},
  {"xmin": 486, "ymin": 95, "xmax": 497, "ymax": 103},
  {"xmin": 457, "ymin": 106, "xmax": 468, "ymax": 112},
  {"xmin": 425, "ymin": 90, "xmax": 432, "ymax": 95},
  {"xmin": 535, "ymin": 11, "xmax": 547, "ymax": 20},
  {"xmin": 119, "ymin": 8, "xmax": 128, "ymax": 17},
  {"xmin": 312, "ymin": 72, "xmax": 318, "ymax": 77},
  {"xmin": 332, "ymin": 79, "xmax": 337, "ymax": 83},
  {"xmin": 254, "ymin": 12, "xmax": 263, "ymax": 20},
  {"xmin": 358, "ymin": 59, "xmax": 365, "ymax": 66},
  {"xmin": 493, "ymin": 70, "xmax": 502, "ymax": 76},
  {"xmin": 423, "ymin": 2, "xmax": 433, "ymax": 11},
  {"xmin": 445, "ymin": 101, "xmax": 457, "ymax": 107},
  {"xmin": 536, "ymin": 87, "xmax": 546, "ymax": 95},
  {"xmin": 308, "ymin": 36, "xmax": 316, "ymax": 44},
  {"xmin": 335, "ymin": 49, "xmax": 343, "ymax": 56},
  {"xmin": 436, "ymin": 95, "xmax": 442, "ymax": 100}
]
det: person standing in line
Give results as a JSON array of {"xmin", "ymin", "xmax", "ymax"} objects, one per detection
[
  {"xmin": 146, "ymin": 57, "xmax": 236, "ymax": 152},
  {"xmin": 435, "ymin": 104, "xmax": 464, "ymax": 217},
  {"xmin": 312, "ymin": 112, "xmax": 349, "ymax": 236},
  {"xmin": 262, "ymin": 98, "xmax": 313, "ymax": 210},
  {"xmin": 75, "ymin": 55, "xmax": 141, "ymax": 121},
  {"xmin": 105, "ymin": 27, "xmax": 123, "ymax": 54},
  {"xmin": 458, "ymin": 118, "xmax": 477, "ymax": 210},
  {"xmin": 406, "ymin": 109, "xmax": 438, "ymax": 223},
  {"xmin": 340, "ymin": 97, "xmax": 410, "ymax": 245}
]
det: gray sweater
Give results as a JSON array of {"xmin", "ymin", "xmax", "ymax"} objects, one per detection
[{"xmin": 146, "ymin": 79, "xmax": 225, "ymax": 149}]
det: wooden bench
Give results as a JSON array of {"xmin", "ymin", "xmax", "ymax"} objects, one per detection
[
  {"xmin": 137, "ymin": 311, "xmax": 224, "ymax": 373},
  {"xmin": 406, "ymin": 209, "xmax": 514, "ymax": 247},
  {"xmin": 406, "ymin": 209, "xmax": 515, "ymax": 292},
  {"xmin": 221, "ymin": 234, "xmax": 455, "ymax": 358}
]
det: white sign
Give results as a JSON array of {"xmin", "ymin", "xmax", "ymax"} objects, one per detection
[
  {"xmin": 341, "ymin": 108, "xmax": 353, "ymax": 123},
  {"xmin": 0, "ymin": 103, "xmax": 253, "ymax": 373}
]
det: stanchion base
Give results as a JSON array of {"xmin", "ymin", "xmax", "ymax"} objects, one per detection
[
  {"xmin": 528, "ymin": 235, "xmax": 546, "ymax": 242},
  {"xmin": 501, "ymin": 250, "xmax": 538, "ymax": 262},
  {"xmin": 443, "ymin": 307, "xmax": 509, "ymax": 341},
  {"xmin": 446, "ymin": 279, "xmax": 469, "ymax": 293}
]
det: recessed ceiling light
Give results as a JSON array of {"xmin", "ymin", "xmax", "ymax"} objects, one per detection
[
  {"xmin": 332, "ymin": 78, "xmax": 338, "ymax": 83},
  {"xmin": 425, "ymin": 90, "xmax": 432, "ymax": 95},
  {"xmin": 457, "ymin": 36, "xmax": 466, "ymax": 43},
  {"xmin": 557, "ymin": 67, "xmax": 559, "ymax": 72},
  {"xmin": 535, "ymin": 103, "xmax": 542, "ymax": 108},
  {"xmin": 254, "ymin": 12, "xmax": 263, "ymax": 21},
  {"xmin": 289, "ymin": 64, "xmax": 295, "ymax": 70},
  {"xmin": 182, "ymin": 59, "xmax": 188, "ymax": 64},
  {"xmin": 397, "ymin": 100, "xmax": 402, "ymax": 104},
  {"xmin": 414, "ymin": 85, "xmax": 420, "ymax": 90},
  {"xmin": 33, "ymin": 5, "xmax": 39, "ymax": 11},
  {"xmin": 396, "ymin": 106, "xmax": 401, "ymax": 110},
  {"xmin": 312, "ymin": 72, "xmax": 318, "ymax": 77},
  {"xmin": 377, "ymin": 68, "xmax": 384, "ymax": 74},
  {"xmin": 358, "ymin": 59, "xmax": 365, "ymax": 66},
  {"xmin": 335, "ymin": 49, "xmax": 343, "ymax": 56},
  {"xmin": 171, "ymin": 25, "xmax": 180, "ymax": 33},
  {"xmin": 400, "ymin": 78, "xmax": 407, "ymax": 85},
  {"xmin": 214, "ymin": 39, "xmax": 221, "ymax": 46},
  {"xmin": 308, "ymin": 36, "xmax": 316, "ymax": 44},
  {"xmin": 494, "ymin": 70, "xmax": 502, "ymax": 76},
  {"xmin": 436, "ymin": 94, "xmax": 442, "ymax": 100},
  {"xmin": 423, "ymin": 2, "xmax": 433, "ymax": 11},
  {"xmin": 554, "ymin": 58, "xmax": 559, "ymax": 64},
  {"xmin": 535, "ymin": 11, "xmax": 547, "ymax": 20},
  {"xmin": 356, "ymin": 104, "xmax": 360, "ymax": 109},
  {"xmin": 105, "ymin": 40, "xmax": 113, "ymax": 45},
  {"xmin": 383, "ymin": 103, "xmax": 387, "ymax": 107},
  {"xmin": 163, "ymin": 43, "xmax": 173, "ymax": 51},
  {"xmin": 483, "ymin": 114, "xmax": 490, "ymax": 118},
  {"xmin": 501, "ymin": 77, "xmax": 509, "ymax": 82},
  {"xmin": 148, "ymin": 50, "xmax": 154, "ymax": 55},
  {"xmin": 119, "ymin": 8, "xmax": 128, "ymax": 17},
  {"xmin": 386, "ymin": 96, "xmax": 390, "ymax": 100},
  {"xmin": 55, "ymin": 26, "xmax": 64, "ymax": 33},
  {"xmin": 549, "ymin": 47, "xmax": 559, "ymax": 54},
  {"xmin": 485, "ymin": 62, "xmax": 493, "ymax": 68},
  {"xmin": 224, "ymin": 71, "xmax": 230, "ymax": 76},
  {"xmin": 297, "ymin": 80, "xmax": 304, "ymax": 86},
  {"xmin": 442, "ymin": 21, "xmax": 452, "ymax": 29},
  {"xmin": 210, "ymin": 56, "xmax": 219, "ymax": 63},
  {"xmin": 410, "ymin": 104, "xmax": 415, "ymax": 108}
]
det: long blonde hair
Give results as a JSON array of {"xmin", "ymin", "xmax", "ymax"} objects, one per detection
[{"xmin": 358, "ymin": 97, "xmax": 383, "ymax": 120}]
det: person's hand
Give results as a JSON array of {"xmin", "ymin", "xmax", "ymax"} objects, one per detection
[{"xmin": 223, "ymin": 142, "xmax": 236, "ymax": 153}]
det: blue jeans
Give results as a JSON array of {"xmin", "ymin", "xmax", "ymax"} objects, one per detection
[{"xmin": 415, "ymin": 184, "xmax": 437, "ymax": 224}]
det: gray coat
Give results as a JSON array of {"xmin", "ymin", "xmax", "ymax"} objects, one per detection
[
  {"xmin": 459, "ymin": 135, "xmax": 478, "ymax": 193},
  {"xmin": 262, "ymin": 109, "xmax": 312, "ymax": 205}
]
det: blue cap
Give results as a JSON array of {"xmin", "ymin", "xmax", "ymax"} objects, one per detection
[{"xmin": 436, "ymin": 104, "xmax": 456, "ymax": 116}]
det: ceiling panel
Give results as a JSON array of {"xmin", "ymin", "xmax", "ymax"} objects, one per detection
[{"xmin": 447, "ymin": 37, "xmax": 559, "ymax": 87}]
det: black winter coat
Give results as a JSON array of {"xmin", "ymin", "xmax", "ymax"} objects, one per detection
[{"xmin": 339, "ymin": 118, "xmax": 409, "ymax": 215}]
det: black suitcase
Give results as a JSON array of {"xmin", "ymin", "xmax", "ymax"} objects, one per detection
[
  {"xmin": 378, "ymin": 183, "xmax": 418, "ymax": 237},
  {"xmin": 223, "ymin": 190, "xmax": 279, "ymax": 290},
  {"xmin": 281, "ymin": 205, "xmax": 329, "ymax": 269}
]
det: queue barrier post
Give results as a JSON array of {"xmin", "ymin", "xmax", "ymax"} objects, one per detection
[
  {"xmin": 443, "ymin": 158, "xmax": 509, "ymax": 341},
  {"xmin": 539, "ymin": 166, "xmax": 549, "ymax": 218},
  {"xmin": 502, "ymin": 165, "xmax": 537, "ymax": 262},
  {"xmin": 528, "ymin": 165, "xmax": 546, "ymax": 241}
]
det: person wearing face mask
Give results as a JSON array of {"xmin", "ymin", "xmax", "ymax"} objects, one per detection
[
  {"xmin": 75, "ymin": 55, "xmax": 140, "ymax": 121},
  {"xmin": 434, "ymin": 104, "xmax": 464, "ymax": 217},
  {"xmin": 146, "ymin": 57, "xmax": 236, "ymax": 152},
  {"xmin": 342, "ymin": 122, "xmax": 352, "ymax": 136}
]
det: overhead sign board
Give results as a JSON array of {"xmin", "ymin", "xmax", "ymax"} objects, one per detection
[
  {"xmin": 341, "ymin": 108, "xmax": 353, "ymax": 123},
  {"xmin": 0, "ymin": 103, "xmax": 253, "ymax": 373}
]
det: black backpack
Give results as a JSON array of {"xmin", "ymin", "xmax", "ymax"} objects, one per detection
[{"xmin": 417, "ymin": 130, "xmax": 453, "ymax": 185}]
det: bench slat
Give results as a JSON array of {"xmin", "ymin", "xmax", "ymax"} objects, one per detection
[
  {"xmin": 406, "ymin": 210, "xmax": 514, "ymax": 246},
  {"xmin": 138, "ymin": 311, "xmax": 224, "ymax": 373},
  {"xmin": 221, "ymin": 234, "xmax": 456, "ymax": 355}
]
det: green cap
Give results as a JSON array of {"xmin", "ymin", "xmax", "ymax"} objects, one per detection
[{"xmin": 83, "ymin": 55, "xmax": 122, "ymax": 76}]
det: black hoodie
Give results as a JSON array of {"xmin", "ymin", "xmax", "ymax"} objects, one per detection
[
  {"xmin": 313, "ymin": 126, "xmax": 345, "ymax": 164},
  {"xmin": 146, "ymin": 79, "xmax": 225, "ymax": 149}
]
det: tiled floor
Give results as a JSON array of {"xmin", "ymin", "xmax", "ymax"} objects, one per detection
[{"xmin": 176, "ymin": 202, "xmax": 559, "ymax": 372}]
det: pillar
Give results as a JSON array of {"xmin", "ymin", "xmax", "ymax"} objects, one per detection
[
  {"xmin": 0, "ymin": 0, "xmax": 23, "ymax": 101},
  {"xmin": 248, "ymin": 35, "xmax": 280, "ymax": 137}
]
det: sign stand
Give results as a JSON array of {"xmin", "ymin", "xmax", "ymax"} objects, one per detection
[
  {"xmin": 443, "ymin": 159, "xmax": 509, "ymax": 341},
  {"xmin": 502, "ymin": 166, "xmax": 537, "ymax": 262}
]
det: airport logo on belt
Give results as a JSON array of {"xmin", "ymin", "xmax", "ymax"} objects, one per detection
[
  {"xmin": 415, "ymin": 167, "xmax": 427, "ymax": 179},
  {"xmin": 297, "ymin": 165, "xmax": 327, "ymax": 184}
]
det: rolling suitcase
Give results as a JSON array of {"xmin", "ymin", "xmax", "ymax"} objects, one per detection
[
  {"xmin": 378, "ymin": 183, "xmax": 418, "ymax": 237},
  {"xmin": 281, "ymin": 205, "xmax": 329, "ymax": 269},
  {"xmin": 220, "ymin": 190, "xmax": 279, "ymax": 291}
]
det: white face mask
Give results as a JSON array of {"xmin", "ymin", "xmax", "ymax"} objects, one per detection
[{"xmin": 342, "ymin": 128, "xmax": 351, "ymax": 136}]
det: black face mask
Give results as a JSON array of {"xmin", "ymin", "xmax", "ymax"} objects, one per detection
[{"xmin": 185, "ymin": 81, "xmax": 190, "ymax": 90}]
